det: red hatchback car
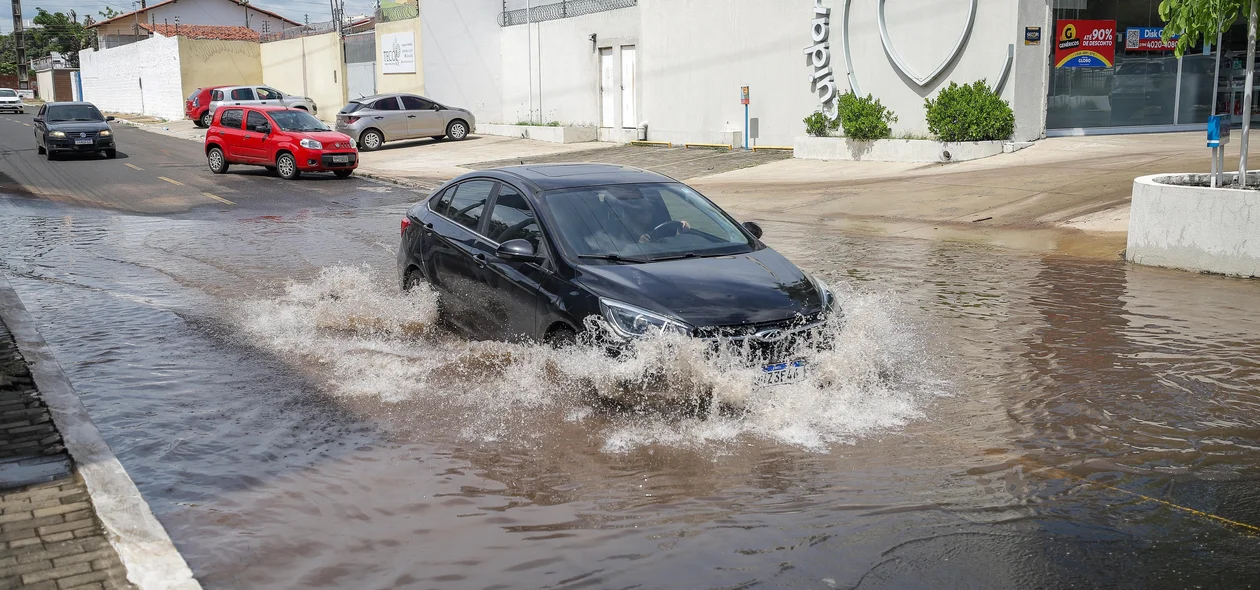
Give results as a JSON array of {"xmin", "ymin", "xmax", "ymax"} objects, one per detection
[
  {"xmin": 186, "ymin": 86, "xmax": 226, "ymax": 128},
  {"xmin": 205, "ymin": 106, "xmax": 358, "ymax": 180}
]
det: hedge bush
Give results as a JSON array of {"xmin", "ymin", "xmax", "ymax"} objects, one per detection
[
  {"xmin": 836, "ymin": 92, "xmax": 896, "ymax": 141},
  {"xmin": 803, "ymin": 109, "xmax": 839, "ymax": 137},
  {"xmin": 924, "ymin": 80, "xmax": 1014, "ymax": 142}
]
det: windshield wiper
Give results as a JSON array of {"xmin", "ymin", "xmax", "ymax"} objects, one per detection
[
  {"xmin": 72, "ymin": 118, "xmax": 98, "ymax": 121},
  {"xmin": 649, "ymin": 253, "xmax": 699, "ymax": 262},
  {"xmin": 577, "ymin": 253, "xmax": 647, "ymax": 264}
]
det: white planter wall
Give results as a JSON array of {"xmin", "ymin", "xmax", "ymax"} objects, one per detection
[
  {"xmin": 794, "ymin": 137, "xmax": 1004, "ymax": 163},
  {"xmin": 1127, "ymin": 174, "xmax": 1260, "ymax": 278},
  {"xmin": 477, "ymin": 124, "xmax": 597, "ymax": 143}
]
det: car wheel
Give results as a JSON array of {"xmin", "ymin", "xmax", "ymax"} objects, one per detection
[
  {"xmin": 545, "ymin": 326, "xmax": 577, "ymax": 348},
  {"xmin": 199, "ymin": 112, "xmax": 212, "ymax": 127},
  {"xmin": 105, "ymin": 149, "xmax": 117, "ymax": 159},
  {"xmin": 207, "ymin": 147, "xmax": 229, "ymax": 174},
  {"xmin": 334, "ymin": 169, "xmax": 353, "ymax": 178},
  {"xmin": 276, "ymin": 153, "xmax": 301, "ymax": 180},
  {"xmin": 36, "ymin": 144, "xmax": 44, "ymax": 155},
  {"xmin": 446, "ymin": 120, "xmax": 469, "ymax": 141},
  {"xmin": 360, "ymin": 129, "xmax": 383, "ymax": 151},
  {"xmin": 46, "ymin": 150, "xmax": 58, "ymax": 161}
]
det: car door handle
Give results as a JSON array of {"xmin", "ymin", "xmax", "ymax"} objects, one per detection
[
  {"xmin": 474, "ymin": 253, "xmax": 487, "ymax": 268},
  {"xmin": 407, "ymin": 115, "xmax": 416, "ymax": 118}
]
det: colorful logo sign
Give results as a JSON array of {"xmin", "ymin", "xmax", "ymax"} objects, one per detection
[
  {"xmin": 1125, "ymin": 27, "xmax": 1178, "ymax": 51},
  {"xmin": 1055, "ymin": 19, "xmax": 1116, "ymax": 68},
  {"xmin": 1025, "ymin": 26, "xmax": 1041, "ymax": 45}
]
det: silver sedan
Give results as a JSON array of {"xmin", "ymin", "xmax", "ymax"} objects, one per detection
[{"xmin": 334, "ymin": 93, "xmax": 475, "ymax": 151}]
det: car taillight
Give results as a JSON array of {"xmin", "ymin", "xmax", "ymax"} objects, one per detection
[
  {"xmin": 193, "ymin": 98, "xmax": 200, "ymax": 107},
  {"xmin": 343, "ymin": 116, "xmax": 360, "ymax": 124},
  {"xmin": 401, "ymin": 217, "xmax": 411, "ymax": 235}
]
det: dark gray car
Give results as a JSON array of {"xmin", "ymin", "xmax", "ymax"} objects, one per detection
[
  {"xmin": 335, "ymin": 93, "xmax": 475, "ymax": 151},
  {"xmin": 33, "ymin": 102, "xmax": 117, "ymax": 160}
]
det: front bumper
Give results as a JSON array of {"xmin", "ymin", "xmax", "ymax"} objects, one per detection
[
  {"xmin": 296, "ymin": 150, "xmax": 358, "ymax": 171},
  {"xmin": 47, "ymin": 137, "xmax": 115, "ymax": 152},
  {"xmin": 0, "ymin": 103, "xmax": 24, "ymax": 111}
]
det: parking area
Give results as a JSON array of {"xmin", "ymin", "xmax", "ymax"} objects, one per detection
[{"xmin": 466, "ymin": 144, "xmax": 793, "ymax": 181}]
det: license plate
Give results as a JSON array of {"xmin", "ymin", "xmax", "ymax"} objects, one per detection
[
  {"xmin": 754, "ymin": 360, "xmax": 807, "ymax": 388},
  {"xmin": 331, "ymin": 155, "xmax": 349, "ymax": 163},
  {"xmin": 74, "ymin": 139, "xmax": 93, "ymax": 145}
]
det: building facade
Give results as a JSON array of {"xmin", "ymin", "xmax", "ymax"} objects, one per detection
[
  {"xmin": 90, "ymin": 0, "xmax": 299, "ymax": 49},
  {"xmin": 418, "ymin": 0, "xmax": 1227, "ymax": 146}
]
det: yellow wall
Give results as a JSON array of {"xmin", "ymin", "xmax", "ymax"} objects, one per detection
[
  {"xmin": 375, "ymin": 17, "xmax": 424, "ymax": 96},
  {"xmin": 260, "ymin": 31, "xmax": 346, "ymax": 122},
  {"xmin": 178, "ymin": 38, "xmax": 263, "ymax": 99}
]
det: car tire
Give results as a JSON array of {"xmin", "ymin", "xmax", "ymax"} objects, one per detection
[
  {"xmin": 46, "ymin": 150, "xmax": 58, "ymax": 161},
  {"xmin": 276, "ymin": 152, "xmax": 301, "ymax": 180},
  {"xmin": 207, "ymin": 147, "xmax": 229, "ymax": 174},
  {"xmin": 446, "ymin": 120, "xmax": 469, "ymax": 141},
  {"xmin": 359, "ymin": 129, "xmax": 384, "ymax": 151},
  {"xmin": 545, "ymin": 326, "xmax": 577, "ymax": 348},
  {"xmin": 334, "ymin": 169, "xmax": 353, "ymax": 178},
  {"xmin": 36, "ymin": 144, "xmax": 44, "ymax": 155},
  {"xmin": 199, "ymin": 112, "xmax": 212, "ymax": 128},
  {"xmin": 105, "ymin": 149, "xmax": 117, "ymax": 159}
]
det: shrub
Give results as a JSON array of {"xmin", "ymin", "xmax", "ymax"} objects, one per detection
[
  {"xmin": 836, "ymin": 92, "xmax": 897, "ymax": 141},
  {"xmin": 924, "ymin": 80, "xmax": 1014, "ymax": 142},
  {"xmin": 803, "ymin": 109, "xmax": 839, "ymax": 137}
]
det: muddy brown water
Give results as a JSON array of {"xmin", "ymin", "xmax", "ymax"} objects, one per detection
[{"xmin": 1, "ymin": 195, "xmax": 1258, "ymax": 589}]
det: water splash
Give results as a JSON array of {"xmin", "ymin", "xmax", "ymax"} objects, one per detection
[{"xmin": 232, "ymin": 265, "xmax": 945, "ymax": 452}]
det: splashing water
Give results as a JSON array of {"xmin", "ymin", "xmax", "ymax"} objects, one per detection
[{"xmin": 232, "ymin": 265, "xmax": 945, "ymax": 452}]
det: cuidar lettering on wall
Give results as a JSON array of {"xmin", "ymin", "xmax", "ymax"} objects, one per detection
[{"xmin": 382, "ymin": 32, "xmax": 417, "ymax": 74}]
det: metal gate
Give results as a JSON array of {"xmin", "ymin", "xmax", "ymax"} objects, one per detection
[{"xmin": 344, "ymin": 32, "xmax": 376, "ymax": 100}]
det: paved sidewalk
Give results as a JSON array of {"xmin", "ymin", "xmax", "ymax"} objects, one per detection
[{"xmin": 0, "ymin": 321, "xmax": 135, "ymax": 590}]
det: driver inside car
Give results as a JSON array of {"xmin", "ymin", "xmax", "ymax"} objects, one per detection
[{"xmin": 610, "ymin": 189, "xmax": 689, "ymax": 244}]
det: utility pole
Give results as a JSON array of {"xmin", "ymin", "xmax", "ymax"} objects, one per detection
[
  {"xmin": 1242, "ymin": 0, "xmax": 1257, "ymax": 186},
  {"xmin": 11, "ymin": 0, "xmax": 27, "ymax": 90}
]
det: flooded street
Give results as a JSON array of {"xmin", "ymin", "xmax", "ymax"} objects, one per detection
[{"xmin": 2, "ymin": 193, "xmax": 1259, "ymax": 588}]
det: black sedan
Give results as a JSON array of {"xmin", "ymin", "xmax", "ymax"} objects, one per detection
[
  {"xmin": 34, "ymin": 101, "xmax": 117, "ymax": 160},
  {"xmin": 398, "ymin": 164, "xmax": 838, "ymax": 388}
]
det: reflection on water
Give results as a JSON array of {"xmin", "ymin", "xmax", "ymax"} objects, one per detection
[{"xmin": 1, "ymin": 197, "xmax": 1259, "ymax": 588}]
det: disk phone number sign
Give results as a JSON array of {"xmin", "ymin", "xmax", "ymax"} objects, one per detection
[
  {"xmin": 1125, "ymin": 27, "xmax": 1178, "ymax": 51},
  {"xmin": 1055, "ymin": 20, "xmax": 1116, "ymax": 68},
  {"xmin": 381, "ymin": 32, "xmax": 416, "ymax": 74}
]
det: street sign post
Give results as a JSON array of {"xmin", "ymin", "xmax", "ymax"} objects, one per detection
[
  {"xmin": 1208, "ymin": 114, "xmax": 1231, "ymax": 187},
  {"xmin": 741, "ymin": 86, "xmax": 750, "ymax": 150}
]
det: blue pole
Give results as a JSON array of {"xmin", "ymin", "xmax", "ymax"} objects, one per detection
[{"xmin": 744, "ymin": 103, "xmax": 749, "ymax": 150}]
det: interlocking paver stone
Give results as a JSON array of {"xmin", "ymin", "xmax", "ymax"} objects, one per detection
[{"xmin": 0, "ymin": 322, "xmax": 135, "ymax": 589}]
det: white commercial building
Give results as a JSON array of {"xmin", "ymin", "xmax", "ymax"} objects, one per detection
[{"xmin": 421, "ymin": 0, "xmax": 1235, "ymax": 147}]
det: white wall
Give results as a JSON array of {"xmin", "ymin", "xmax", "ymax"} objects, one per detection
[
  {"xmin": 420, "ymin": 0, "xmax": 503, "ymax": 123},
  {"xmin": 80, "ymin": 35, "xmax": 185, "ymax": 120},
  {"xmin": 502, "ymin": 8, "xmax": 638, "ymax": 127}
]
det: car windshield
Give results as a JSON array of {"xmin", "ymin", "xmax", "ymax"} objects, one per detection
[
  {"xmin": 0, "ymin": 89, "xmax": 17, "ymax": 98},
  {"xmin": 269, "ymin": 110, "xmax": 329, "ymax": 132},
  {"xmin": 541, "ymin": 182, "xmax": 754, "ymax": 262},
  {"xmin": 46, "ymin": 105, "xmax": 104, "ymax": 122}
]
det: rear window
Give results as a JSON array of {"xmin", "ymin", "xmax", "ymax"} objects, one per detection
[
  {"xmin": 372, "ymin": 97, "xmax": 401, "ymax": 111},
  {"xmin": 230, "ymin": 88, "xmax": 254, "ymax": 101},
  {"xmin": 340, "ymin": 102, "xmax": 364, "ymax": 114},
  {"xmin": 187, "ymin": 89, "xmax": 201, "ymax": 101}
]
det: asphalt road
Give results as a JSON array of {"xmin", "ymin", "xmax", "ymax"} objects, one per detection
[{"xmin": 0, "ymin": 111, "xmax": 424, "ymax": 215}]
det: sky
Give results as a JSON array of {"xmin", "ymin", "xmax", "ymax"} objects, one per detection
[{"xmin": 0, "ymin": 0, "xmax": 385, "ymax": 33}]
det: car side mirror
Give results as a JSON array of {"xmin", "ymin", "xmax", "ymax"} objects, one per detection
[
  {"xmin": 106, "ymin": 115, "xmax": 115, "ymax": 122},
  {"xmin": 257, "ymin": 124, "xmax": 271, "ymax": 134},
  {"xmin": 743, "ymin": 221, "xmax": 763, "ymax": 239},
  {"xmin": 496, "ymin": 239, "xmax": 539, "ymax": 262},
  {"xmin": 32, "ymin": 116, "xmax": 42, "ymax": 123},
  {"xmin": 432, "ymin": 104, "xmax": 441, "ymax": 111}
]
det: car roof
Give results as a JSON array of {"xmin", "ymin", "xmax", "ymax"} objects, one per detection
[
  {"xmin": 45, "ymin": 102, "xmax": 98, "ymax": 107},
  {"xmin": 476, "ymin": 164, "xmax": 678, "ymax": 192},
  {"xmin": 224, "ymin": 105, "xmax": 301, "ymax": 112},
  {"xmin": 350, "ymin": 93, "xmax": 425, "ymax": 102}
]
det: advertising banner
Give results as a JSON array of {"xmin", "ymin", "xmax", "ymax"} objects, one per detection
[
  {"xmin": 1055, "ymin": 19, "xmax": 1116, "ymax": 68},
  {"xmin": 1125, "ymin": 27, "xmax": 1178, "ymax": 51},
  {"xmin": 381, "ymin": 32, "xmax": 416, "ymax": 74}
]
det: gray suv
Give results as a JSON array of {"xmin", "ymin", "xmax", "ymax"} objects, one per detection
[
  {"xmin": 207, "ymin": 86, "xmax": 317, "ymax": 119},
  {"xmin": 335, "ymin": 93, "xmax": 475, "ymax": 151}
]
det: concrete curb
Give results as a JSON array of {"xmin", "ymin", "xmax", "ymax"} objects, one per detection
[{"xmin": 0, "ymin": 274, "xmax": 201, "ymax": 590}]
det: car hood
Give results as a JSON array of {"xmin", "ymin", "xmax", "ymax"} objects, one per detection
[
  {"xmin": 45, "ymin": 121, "xmax": 110, "ymax": 133},
  {"xmin": 573, "ymin": 247, "xmax": 823, "ymax": 328},
  {"xmin": 292, "ymin": 130, "xmax": 353, "ymax": 144}
]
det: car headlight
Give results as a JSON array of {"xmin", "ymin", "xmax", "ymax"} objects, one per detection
[
  {"xmin": 599, "ymin": 298, "xmax": 692, "ymax": 339},
  {"xmin": 810, "ymin": 274, "xmax": 838, "ymax": 315},
  {"xmin": 299, "ymin": 138, "xmax": 323, "ymax": 150},
  {"xmin": 49, "ymin": 131, "xmax": 66, "ymax": 138},
  {"xmin": 99, "ymin": 130, "xmax": 112, "ymax": 137}
]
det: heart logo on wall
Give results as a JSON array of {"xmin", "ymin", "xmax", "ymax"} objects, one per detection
[{"xmin": 876, "ymin": 0, "xmax": 977, "ymax": 86}]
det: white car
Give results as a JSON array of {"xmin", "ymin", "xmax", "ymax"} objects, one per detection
[
  {"xmin": 0, "ymin": 88, "xmax": 24, "ymax": 113},
  {"xmin": 207, "ymin": 85, "xmax": 317, "ymax": 119}
]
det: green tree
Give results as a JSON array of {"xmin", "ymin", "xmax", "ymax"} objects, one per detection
[
  {"xmin": 99, "ymin": 6, "xmax": 122, "ymax": 20},
  {"xmin": 1159, "ymin": 0, "xmax": 1244, "ymax": 57}
]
